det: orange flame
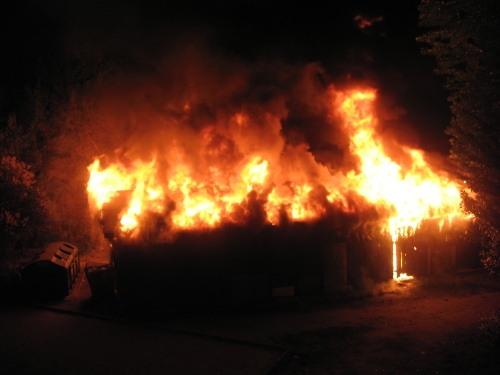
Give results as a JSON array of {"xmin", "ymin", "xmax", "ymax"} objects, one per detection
[
  {"xmin": 87, "ymin": 87, "xmax": 468, "ymax": 261},
  {"xmin": 336, "ymin": 90, "xmax": 464, "ymax": 240},
  {"xmin": 354, "ymin": 15, "xmax": 384, "ymax": 29}
]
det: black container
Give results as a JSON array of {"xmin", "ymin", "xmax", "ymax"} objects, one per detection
[{"xmin": 85, "ymin": 262, "xmax": 115, "ymax": 301}]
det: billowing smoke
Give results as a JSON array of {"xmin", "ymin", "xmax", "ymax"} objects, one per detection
[{"xmin": 82, "ymin": 38, "xmax": 463, "ymax": 245}]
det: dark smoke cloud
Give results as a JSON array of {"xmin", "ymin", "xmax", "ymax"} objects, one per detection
[
  {"xmin": 20, "ymin": 0, "xmax": 458, "ymax": 241},
  {"xmin": 6, "ymin": 1, "xmax": 451, "ymax": 157},
  {"xmin": 89, "ymin": 55, "xmax": 342, "ymax": 196}
]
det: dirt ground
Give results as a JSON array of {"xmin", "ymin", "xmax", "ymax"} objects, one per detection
[
  {"xmin": 268, "ymin": 272, "xmax": 500, "ymax": 374},
  {"xmin": 10, "ymin": 246, "xmax": 500, "ymax": 374},
  {"xmin": 156, "ymin": 269, "xmax": 500, "ymax": 375}
]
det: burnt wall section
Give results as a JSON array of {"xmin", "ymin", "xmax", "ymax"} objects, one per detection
[
  {"xmin": 347, "ymin": 232, "xmax": 393, "ymax": 288},
  {"xmin": 112, "ymin": 222, "xmax": 393, "ymax": 310},
  {"xmin": 395, "ymin": 221, "xmax": 481, "ymax": 277}
]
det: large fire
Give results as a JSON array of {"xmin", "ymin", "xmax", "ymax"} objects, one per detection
[{"xmin": 87, "ymin": 87, "xmax": 468, "ymax": 278}]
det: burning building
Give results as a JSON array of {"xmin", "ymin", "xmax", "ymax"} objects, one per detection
[{"xmin": 86, "ymin": 64, "xmax": 471, "ymax": 308}]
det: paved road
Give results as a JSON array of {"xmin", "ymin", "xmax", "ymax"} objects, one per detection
[{"xmin": 0, "ymin": 305, "xmax": 285, "ymax": 375}]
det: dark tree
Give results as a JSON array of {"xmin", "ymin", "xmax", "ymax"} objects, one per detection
[
  {"xmin": 0, "ymin": 1, "xmax": 122, "ymax": 256},
  {"xmin": 28, "ymin": 49, "xmax": 124, "ymax": 253},
  {"xmin": 0, "ymin": 116, "xmax": 49, "ymax": 258},
  {"xmin": 418, "ymin": 0, "xmax": 500, "ymax": 273}
]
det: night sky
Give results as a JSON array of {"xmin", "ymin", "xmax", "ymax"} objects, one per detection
[{"xmin": 1, "ymin": 0, "xmax": 451, "ymax": 154}]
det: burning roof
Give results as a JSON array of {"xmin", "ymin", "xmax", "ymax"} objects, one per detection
[{"xmin": 86, "ymin": 67, "xmax": 468, "ymax": 246}]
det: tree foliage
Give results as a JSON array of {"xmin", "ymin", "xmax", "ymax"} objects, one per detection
[
  {"xmin": 418, "ymin": 0, "xmax": 500, "ymax": 273},
  {"xmin": 0, "ymin": 117, "xmax": 49, "ymax": 257},
  {"xmin": 0, "ymin": 39, "xmax": 124, "ymax": 258},
  {"xmin": 27, "ymin": 50, "xmax": 123, "ymax": 253}
]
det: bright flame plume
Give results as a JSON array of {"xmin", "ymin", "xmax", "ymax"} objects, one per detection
[{"xmin": 87, "ymin": 87, "xmax": 468, "ymax": 278}]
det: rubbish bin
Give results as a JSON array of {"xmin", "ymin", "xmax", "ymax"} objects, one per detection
[{"xmin": 84, "ymin": 262, "xmax": 115, "ymax": 301}]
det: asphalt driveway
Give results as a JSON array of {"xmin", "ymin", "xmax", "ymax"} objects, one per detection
[{"xmin": 0, "ymin": 305, "xmax": 286, "ymax": 375}]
